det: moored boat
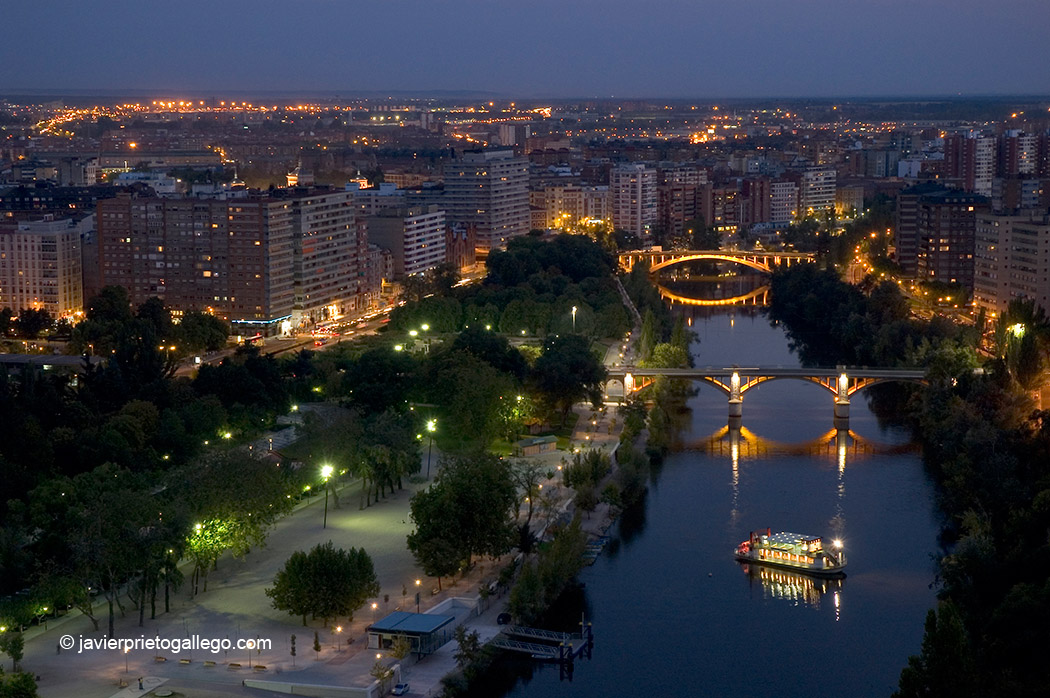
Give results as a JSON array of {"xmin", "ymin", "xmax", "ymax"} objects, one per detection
[{"xmin": 734, "ymin": 528, "xmax": 846, "ymax": 577}]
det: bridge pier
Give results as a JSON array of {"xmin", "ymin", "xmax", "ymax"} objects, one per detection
[
  {"xmin": 834, "ymin": 399, "xmax": 850, "ymax": 420},
  {"xmin": 728, "ymin": 372, "xmax": 743, "ymax": 419},
  {"xmin": 833, "ymin": 372, "xmax": 850, "ymax": 426}
]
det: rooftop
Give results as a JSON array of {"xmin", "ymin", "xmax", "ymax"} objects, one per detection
[{"xmin": 368, "ymin": 611, "xmax": 455, "ymax": 636}]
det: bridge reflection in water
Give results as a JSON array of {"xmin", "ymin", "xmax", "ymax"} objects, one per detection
[
  {"xmin": 656, "ymin": 283, "xmax": 770, "ymax": 307},
  {"xmin": 685, "ymin": 425, "xmax": 917, "ymax": 464}
]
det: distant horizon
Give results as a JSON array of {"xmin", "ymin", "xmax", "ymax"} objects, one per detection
[
  {"xmin": 3, "ymin": 87, "xmax": 1050, "ymax": 104},
  {"xmin": 5, "ymin": 1, "xmax": 1050, "ymax": 101}
]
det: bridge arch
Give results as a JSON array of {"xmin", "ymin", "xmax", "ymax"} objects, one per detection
[{"xmin": 649, "ymin": 253, "xmax": 772, "ymax": 275}]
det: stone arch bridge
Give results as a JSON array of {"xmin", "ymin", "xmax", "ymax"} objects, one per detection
[{"xmin": 604, "ymin": 366, "xmax": 928, "ymax": 424}]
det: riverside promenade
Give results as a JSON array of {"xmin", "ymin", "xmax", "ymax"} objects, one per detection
[{"xmin": 19, "ymin": 332, "xmax": 635, "ymax": 698}]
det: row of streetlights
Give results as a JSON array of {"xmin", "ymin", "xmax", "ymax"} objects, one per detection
[{"xmin": 317, "ymin": 415, "xmax": 436, "ymax": 530}]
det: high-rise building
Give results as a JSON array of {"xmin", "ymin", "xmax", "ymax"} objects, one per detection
[
  {"xmin": 975, "ymin": 211, "xmax": 1050, "ymax": 317},
  {"xmin": 945, "ymin": 133, "xmax": 996, "ymax": 196},
  {"xmin": 990, "ymin": 176, "xmax": 1049, "ymax": 214},
  {"xmin": 611, "ymin": 163, "xmax": 656, "ymax": 241},
  {"xmin": 656, "ymin": 164, "xmax": 706, "ymax": 240},
  {"xmin": 999, "ymin": 130, "xmax": 1038, "ymax": 177},
  {"xmin": 740, "ymin": 177, "xmax": 772, "ymax": 229},
  {"xmin": 367, "ymin": 206, "xmax": 447, "ymax": 278},
  {"xmin": 796, "ymin": 167, "xmax": 837, "ymax": 219},
  {"xmin": 895, "ymin": 182, "xmax": 951, "ymax": 276},
  {"xmin": 769, "ymin": 179, "xmax": 799, "ymax": 227},
  {"xmin": 533, "ymin": 184, "xmax": 611, "ymax": 230},
  {"xmin": 498, "ymin": 123, "xmax": 531, "ymax": 147},
  {"xmin": 0, "ymin": 216, "xmax": 87, "ymax": 317},
  {"xmin": 915, "ymin": 190, "xmax": 988, "ymax": 289},
  {"xmin": 443, "ymin": 150, "xmax": 529, "ymax": 253},
  {"xmin": 291, "ymin": 190, "xmax": 363, "ymax": 323},
  {"xmin": 96, "ymin": 188, "xmax": 373, "ymax": 334}
]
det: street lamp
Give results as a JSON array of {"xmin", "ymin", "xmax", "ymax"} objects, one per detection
[
  {"xmin": 124, "ymin": 647, "xmax": 129, "ymax": 673},
  {"xmin": 321, "ymin": 464, "xmax": 334, "ymax": 529},
  {"xmin": 571, "ymin": 306, "xmax": 577, "ymax": 332},
  {"xmin": 371, "ymin": 602, "xmax": 378, "ymax": 623},
  {"xmin": 426, "ymin": 419, "xmax": 437, "ymax": 478},
  {"xmin": 415, "ymin": 579, "xmax": 422, "ymax": 613}
]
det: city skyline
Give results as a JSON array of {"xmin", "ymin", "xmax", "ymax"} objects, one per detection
[{"xmin": 4, "ymin": 0, "xmax": 1050, "ymax": 99}]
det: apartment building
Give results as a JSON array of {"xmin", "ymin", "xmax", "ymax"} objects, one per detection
[{"xmin": 0, "ymin": 215, "xmax": 87, "ymax": 317}]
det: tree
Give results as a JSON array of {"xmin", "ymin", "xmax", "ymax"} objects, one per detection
[
  {"xmin": 178, "ymin": 312, "xmax": 229, "ymax": 353},
  {"xmin": 266, "ymin": 542, "xmax": 380, "ymax": 627},
  {"xmin": 370, "ymin": 660, "xmax": 394, "ymax": 692},
  {"xmin": 0, "ymin": 631, "xmax": 24, "ymax": 671},
  {"xmin": 389, "ymin": 634, "xmax": 412, "ymax": 663},
  {"xmin": 312, "ymin": 631, "xmax": 321, "ymax": 658},
  {"xmin": 686, "ymin": 218, "xmax": 721, "ymax": 250},
  {"xmin": 530, "ymin": 334, "xmax": 607, "ymax": 423},
  {"xmin": 453, "ymin": 626, "xmax": 481, "ymax": 668},
  {"xmin": 447, "ymin": 327, "xmax": 528, "ymax": 381},
  {"xmin": 0, "ymin": 668, "xmax": 37, "ymax": 698},
  {"xmin": 14, "ymin": 309, "xmax": 52, "ymax": 339},
  {"xmin": 407, "ymin": 453, "xmax": 517, "ymax": 582},
  {"xmin": 573, "ymin": 484, "xmax": 597, "ymax": 518},
  {"xmin": 342, "ymin": 348, "xmax": 418, "ymax": 414},
  {"xmin": 180, "ymin": 451, "xmax": 296, "ymax": 594},
  {"xmin": 894, "ymin": 602, "xmax": 978, "ymax": 698}
]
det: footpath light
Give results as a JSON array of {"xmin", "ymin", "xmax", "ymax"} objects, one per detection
[
  {"xmin": 426, "ymin": 419, "xmax": 437, "ymax": 478},
  {"xmin": 321, "ymin": 464, "xmax": 334, "ymax": 529}
]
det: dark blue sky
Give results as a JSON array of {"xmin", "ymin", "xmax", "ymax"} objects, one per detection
[{"xmin": 4, "ymin": 0, "xmax": 1049, "ymax": 98}]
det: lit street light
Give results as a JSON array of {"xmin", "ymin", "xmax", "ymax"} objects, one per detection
[
  {"xmin": 426, "ymin": 419, "xmax": 437, "ymax": 478},
  {"xmin": 415, "ymin": 579, "xmax": 421, "ymax": 613},
  {"xmin": 321, "ymin": 464, "xmax": 334, "ymax": 529},
  {"xmin": 571, "ymin": 305, "xmax": 577, "ymax": 332}
]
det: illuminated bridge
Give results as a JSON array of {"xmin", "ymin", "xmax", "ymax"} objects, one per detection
[
  {"xmin": 618, "ymin": 249, "xmax": 816, "ymax": 275},
  {"xmin": 604, "ymin": 366, "xmax": 928, "ymax": 423}
]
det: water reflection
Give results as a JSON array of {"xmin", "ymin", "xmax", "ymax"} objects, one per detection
[
  {"xmin": 687, "ymin": 424, "xmax": 916, "ymax": 462},
  {"xmin": 739, "ymin": 562, "xmax": 845, "ymax": 611}
]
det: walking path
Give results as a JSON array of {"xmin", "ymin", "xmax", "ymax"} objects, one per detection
[{"xmin": 21, "ymin": 327, "xmax": 638, "ymax": 698}]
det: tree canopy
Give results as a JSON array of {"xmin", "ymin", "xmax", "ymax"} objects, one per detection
[
  {"xmin": 407, "ymin": 453, "xmax": 517, "ymax": 583},
  {"xmin": 266, "ymin": 542, "xmax": 380, "ymax": 626}
]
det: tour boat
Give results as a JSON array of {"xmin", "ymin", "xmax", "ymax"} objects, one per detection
[{"xmin": 734, "ymin": 528, "xmax": 846, "ymax": 577}]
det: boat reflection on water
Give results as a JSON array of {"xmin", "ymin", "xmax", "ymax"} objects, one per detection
[{"xmin": 738, "ymin": 562, "xmax": 844, "ymax": 610}]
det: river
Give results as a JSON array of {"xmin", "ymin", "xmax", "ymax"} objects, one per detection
[{"xmin": 487, "ymin": 303, "xmax": 941, "ymax": 698}]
